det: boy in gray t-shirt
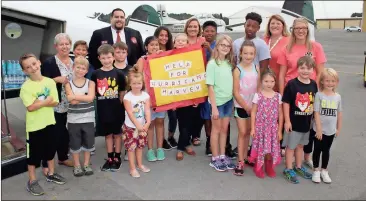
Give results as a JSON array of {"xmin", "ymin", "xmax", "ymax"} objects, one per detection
[{"xmin": 232, "ymin": 12, "xmax": 270, "ymax": 71}]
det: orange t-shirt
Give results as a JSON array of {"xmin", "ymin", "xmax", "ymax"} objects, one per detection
[
  {"xmin": 188, "ymin": 36, "xmax": 206, "ymax": 47},
  {"xmin": 264, "ymin": 36, "xmax": 290, "ymax": 91},
  {"xmin": 277, "ymin": 41, "xmax": 327, "ymax": 86}
]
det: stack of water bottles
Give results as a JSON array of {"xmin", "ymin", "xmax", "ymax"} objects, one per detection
[{"xmin": 1, "ymin": 60, "xmax": 27, "ymax": 90}]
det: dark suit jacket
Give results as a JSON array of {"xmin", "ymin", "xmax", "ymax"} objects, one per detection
[{"xmin": 88, "ymin": 26, "xmax": 144, "ymax": 69}]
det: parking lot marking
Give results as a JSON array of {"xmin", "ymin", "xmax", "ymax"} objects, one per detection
[{"xmin": 336, "ymin": 71, "xmax": 363, "ymax": 75}]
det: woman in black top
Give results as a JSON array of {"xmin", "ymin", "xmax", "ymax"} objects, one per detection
[{"xmin": 40, "ymin": 33, "xmax": 74, "ymax": 173}]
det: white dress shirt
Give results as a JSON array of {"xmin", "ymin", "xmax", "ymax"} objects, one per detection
[{"xmin": 111, "ymin": 26, "xmax": 126, "ymax": 44}]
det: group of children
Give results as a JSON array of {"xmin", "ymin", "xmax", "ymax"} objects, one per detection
[{"xmin": 19, "ymin": 23, "xmax": 342, "ymax": 197}]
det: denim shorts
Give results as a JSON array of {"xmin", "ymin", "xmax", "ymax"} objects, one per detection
[
  {"xmin": 211, "ymin": 99, "xmax": 233, "ymax": 118},
  {"xmin": 151, "ymin": 109, "xmax": 166, "ymax": 120}
]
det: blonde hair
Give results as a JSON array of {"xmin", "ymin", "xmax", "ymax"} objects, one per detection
[
  {"xmin": 73, "ymin": 56, "xmax": 89, "ymax": 69},
  {"xmin": 184, "ymin": 18, "xmax": 202, "ymax": 37},
  {"xmin": 319, "ymin": 68, "xmax": 339, "ymax": 92},
  {"xmin": 264, "ymin": 14, "xmax": 290, "ymax": 38},
  {"xmin": 297, "ymin": 56, "xmax": 315, "ymax": 69},
  {"xmin": 211, "ymin": 34, "xmax": 235, "ymax": 68},
  {"xmin": 174, "ymin": 33, "xmax": 188, "ymax": 43},
  {"xmin": 287, "ymin": 17, "xmax": 312, "ymax": 53},
  {"xmin": 127, "ymin": 65, "xmax": 145, "ymax": 91}
]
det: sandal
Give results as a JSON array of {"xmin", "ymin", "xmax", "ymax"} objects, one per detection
[
  {"xmin": 176, "ymin": 151, "xmax": 184, "ymax": 161},
  {"xmin": 130, "ymin": 169, "xmax": 140, "ymax": 178},
  {"xmin": 185, "ymin": 147, "xmax": 196, "ymax": 156},
  {"xmin": 192, "ymin": 138, "xmax": 201, "ymax": 146},
  {"xmin": 73, "ymin": 166, "xmax": 84, "ymax": 177},
  {"xmin": 137, "ymin": 165, "xmax": 150, "ymax": 173},
  {"xmin": 58, "ymin": 160, "xmax": 74, "ymax": 167}
]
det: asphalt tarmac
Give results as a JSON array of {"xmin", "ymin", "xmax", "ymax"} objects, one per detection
[{"xmin": 1, "ymin": 29, "xmax": 366, "ymax": 200}]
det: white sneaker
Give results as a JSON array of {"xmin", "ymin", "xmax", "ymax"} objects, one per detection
[
  {"xmin": 312, "ymin": 170, "xmax": 321, "ymax": 183},
  {"xmin": 320, "ymin": 170, "xmax": 332, "ymax": 183},
  {"xmin": 304, "ymin": 160, "xmax": 314, "ymax": 169}
]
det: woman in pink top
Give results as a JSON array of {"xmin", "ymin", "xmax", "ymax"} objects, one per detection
[
  {"xmin": 183, "ymin": 18, "xmax": 205, "ymax": 146},
  {"xmin": 263, "ymin": 14, "xmax": 290, "ymax": 92},
  {"xmin": 185, "ymin": 18, "xmax": 206, "ymax": 47},
  {"xmin": 277, "ymin": 17, "xmax": 327, "ymax": 95}
]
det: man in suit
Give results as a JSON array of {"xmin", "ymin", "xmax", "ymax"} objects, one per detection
[{"xmin": 88, "ymin": 8, "xmax": 144, "ymax": 69}]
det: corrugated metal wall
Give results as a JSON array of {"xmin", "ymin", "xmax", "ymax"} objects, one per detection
[{"xmin": 316, "ymin": 18, "xmax": 361, "ymax": 29}]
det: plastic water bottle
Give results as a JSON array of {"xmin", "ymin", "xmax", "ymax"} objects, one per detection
[
  {"xmin": 16, "ymin": 61, "xmax": 25, "ymax": 86},
  {"xmin": 11, "ymin": 60, "xmax": 17, "ymax": 88},
  {"xmin": 14, "ymin": 60, "xmax": 21, "ymax": 88},
  {"xmin": 2, "ymin": 60, "xmax": 6, "ymax": 76},
  {"xmin": 6, "ymin": 60, "xmax": 13, "ymax": 88},
  {"xmin": 2, "ymin": 60, "xmax": 7, "ymax": 89},
  {"xmin": 9, "ymin": 60, "xmax": 18, "ymax": 88}
]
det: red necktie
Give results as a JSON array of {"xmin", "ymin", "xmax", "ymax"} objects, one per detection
[{"xmin": 116, "ymin": 30, "xmax": 121, "ymax": 43}]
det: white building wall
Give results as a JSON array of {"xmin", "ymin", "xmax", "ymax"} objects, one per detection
[{"xmin": 228, "ymin": 6, "xmax": 315, "ymax": 41}]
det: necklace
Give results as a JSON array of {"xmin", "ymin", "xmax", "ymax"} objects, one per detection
[{"xmin": 268, "ymin": 36, "xmax": 282, "ymax": 52}]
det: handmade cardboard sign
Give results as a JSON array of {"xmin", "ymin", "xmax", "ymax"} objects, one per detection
[{"xmin": 143, "ymin": 44, "xmax": 208, "ymax": 112}]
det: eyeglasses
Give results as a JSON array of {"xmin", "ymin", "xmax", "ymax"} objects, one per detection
[
  {"xmin": 294, "ymin": 27, "xmax": 308, "ymax": 31},
  {"xmin": 219, "ymin": 44, "xmax": 231, "ymax": 49}
]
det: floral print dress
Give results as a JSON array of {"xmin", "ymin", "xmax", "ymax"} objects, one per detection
[
  {"xmin": 249, "ymin": 92, "xmax": 282, "ymax": 171},
  {"xmin": 54, "ymin": 55, "xmax": 73, "ymax": 113}
]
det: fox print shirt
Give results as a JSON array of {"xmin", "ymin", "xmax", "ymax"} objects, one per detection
[
  {"xmin": 91, "ymin": 68, "xmax": 126, "ymax": 123},
  {"xmin": 282, "ymin": 77, "xmax": 318, "ymax": 133}
]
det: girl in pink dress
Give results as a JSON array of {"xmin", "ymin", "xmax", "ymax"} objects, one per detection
[{"xmin": 249, "ymin": 69, "xmax": 283, "ymax": 178}]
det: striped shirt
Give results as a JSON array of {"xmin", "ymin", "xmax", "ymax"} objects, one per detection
[{"xmin": 67, "ymin": 79, "xmax": 95, "ymax": 124}]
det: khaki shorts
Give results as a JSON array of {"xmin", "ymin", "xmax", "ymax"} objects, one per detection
[{"xmin": 282, "ymin": 131, "xmax": 310, "ymax": 150}]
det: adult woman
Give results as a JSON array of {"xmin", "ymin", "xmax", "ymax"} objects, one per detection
[
  {"xmin": 278, "ymin": 17, "xmax": 327, "ymax": 95},
  {"xmin": 263, "ymin": 14, "xmax": 290, "ymax": 92},
  {"xmin": 185, "ymin": 18, "xmax": 206, "ymax": 47},
  {"xmin": 182, "ymin": 18, "xmax": 205, "ymax": 147},
  {"xmin": 153, "ymin": 26, "xmax": 178, "ymax": 150},
  {"xmin": 277, "ymin": 17, "xmax": 327, "ymax": 167},
  {"xmin": 174, "ymin": 18, "xmax": 206, "ymax": 160},
  {"xmin": 263, "ymin": 15, "xmax": 290, "ymax": 156},
  {"xmin": 41, "ymin": 33, "xmax": 74, "ymax": 172}
]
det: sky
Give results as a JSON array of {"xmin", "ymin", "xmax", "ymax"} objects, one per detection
[{"xmin": 2, "ymin": 1, "xmax": 364, "ymax": 20}]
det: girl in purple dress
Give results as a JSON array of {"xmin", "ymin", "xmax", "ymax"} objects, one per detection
[{"xmin": 249, "ymin": 69, "xmax": 283, "ymax": 178}]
